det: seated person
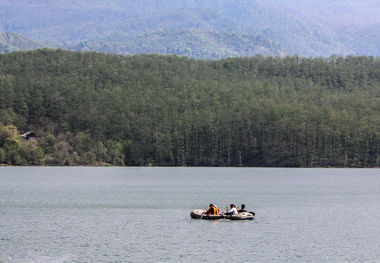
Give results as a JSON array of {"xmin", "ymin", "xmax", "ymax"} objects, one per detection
[
  {"xmin": 238, "ymin": 204, "xmax": 247, "ymax": 213},
  {"xmin": 205, "ymin": 204, "xmax": 219, "ymax": 215},
  {"xmin": 224, "ymin": 204, "xmax": 238, "ymax": 215}
]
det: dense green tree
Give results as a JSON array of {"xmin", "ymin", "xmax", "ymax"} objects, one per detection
[{"xmin": 0, "ymin": 125, "xmax": 22, "ymax": 164}]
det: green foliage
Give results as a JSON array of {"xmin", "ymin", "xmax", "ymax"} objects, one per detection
[
  {"xmin": 21, "ymin": 144, "xmax": 45, "ymax": 165},
  {"xmin": 105, "ymin": 139, "xmax": 125, "ymax": 166},
  {"xmin": 42, "ymin": 134, "xmax": 57, "ymax": 155},
  {"xmin": 0, "ymin": 125, "xmax": 21, "ymax": 149},
  {"xmin": 0, "ymin": 50, "xmax": 379, "ymax": 167},
  {"xmin": 0, "ymin": 148, "xmax": 5, "ymax": 163},
  {"xmin": 0, "ymin": 125, "xmax": 22, "ymax": 164}
]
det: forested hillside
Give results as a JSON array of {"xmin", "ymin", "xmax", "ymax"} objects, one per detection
[{"xmin": 0, "ymin": 49, "xmax": 379, "ymax": 167}]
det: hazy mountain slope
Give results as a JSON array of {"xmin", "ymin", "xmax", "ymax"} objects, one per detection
[
  {"xmin": 0, "ymin": 1, "xmax": 130, "ymax": 42},
  {"xmin": 202, "ymin": 0, "xmax": 348, "ymax": 56},
  {"xmin": 338, "ymin": 24, "xmax": 380, "ymax": 56},
  {"xmin": 1, "ymin": 1, "xmax": 236, "ymax": 41},
  {"xmin": 279, "ymin": 0, "xmax": 380, "ymax": 27},
  {"xmin": 59, "ymin": 9, "xmax": 239, "ymax": 44},
  {"xmin": 1, "ymin": 0, "xmax": 379, "ymax": 57},
  {"xmin": 0, "ymin": 32, "xmax": 44, "ymax": 53},
  {"xmin": 278, "ymin": 0, "xmax": 380, "ymax": 56},
  {"xmin": 68, "ymin": 28, "xmax": 285, "ymax": 58}
]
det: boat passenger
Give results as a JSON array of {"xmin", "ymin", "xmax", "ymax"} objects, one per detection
[
  {"xmin": 214, "ymin": 205, "xmax": 219, "ymax": 215},
  {"xmin": 238, "ymin": 204, "xmax": 247, "ymax": 213},
  {"xmin": 205, "ymin": 204, "xmax": 219, "ymax": 215},
  {"xmin": 238, "ymin": 204, "xmax": 255, "ymax": 216},
  {"xmin": 224, "ymin": 204, "xmax": 238, "ymax": 216}
]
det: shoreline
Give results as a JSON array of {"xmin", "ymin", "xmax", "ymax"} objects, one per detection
[{"xmin": 1, "ymin": 165, "xmax": 379, "ymax": 169}]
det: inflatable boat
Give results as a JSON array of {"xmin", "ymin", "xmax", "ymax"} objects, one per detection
[
  {"xmin": 225, "ymin": 212, "xmax": 254, "ymax": 220},
  {"xmin": 190, "ymin": 209, "xmax": 223, "ymax": 220},
  {"xmin": 190, "ymin": 209, "xmax": 254, "ymax": 220}
]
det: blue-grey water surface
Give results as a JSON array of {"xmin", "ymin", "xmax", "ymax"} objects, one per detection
[{"xmin": 1, "ymin": 167, "xmax": 380, "ymax": 262}]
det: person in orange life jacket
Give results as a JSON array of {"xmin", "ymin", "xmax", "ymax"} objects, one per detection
[
  {"xmin": 214, "ymin": 205, "xmax": 219, "ymax": 214},
  {"xmin": 205, "ymin": 204, "xmax": 219, "ymax": 215},
  {"xmin": 224, "ymin": 204, "xmax": 238, "ymax": 216}
]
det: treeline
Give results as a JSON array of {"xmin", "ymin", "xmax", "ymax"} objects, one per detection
[{"xmin": 0, "ymin": 49, "xmax": 379, "ymax": 167}]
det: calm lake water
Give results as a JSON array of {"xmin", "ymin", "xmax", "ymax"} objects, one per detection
[{"xmin": 0, "ymin": 167, "xmax": 380, "ymax": 262}]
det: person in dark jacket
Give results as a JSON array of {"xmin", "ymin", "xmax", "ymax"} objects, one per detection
[
  {"xmin": 238, "ymin": 204, "xmax": 247, "ymax": 213},
  {"xmin": 238, "ymin": 204, "xmax": 255, "ymax": 216}
]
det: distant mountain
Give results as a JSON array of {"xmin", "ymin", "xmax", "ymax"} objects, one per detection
[
  {"xmin": 67, "ymin": 29, "xmax": 285, "ymax": 59},
  {"xmin": 1, "ymin": 0, "xmax": 379, "ymax": 57},
  {"xmin": 335, "ymin": 24, "xmax": 380, "ymax": 56},
  {"xmin": 280, "ymin": 0, "xmax": 380, "ymax": 56},
  {"xmin": 0, "ymin": 32, "xmax": 45, "ymax": 53}
]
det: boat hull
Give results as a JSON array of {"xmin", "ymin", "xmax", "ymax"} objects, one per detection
[
  {"xmin": 190, "ymin": 209, "xmax": 223, "ymax": 220},
  {"xmin": 227, "ymin": 212, "xmax": 254, "ymax": 220}
]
